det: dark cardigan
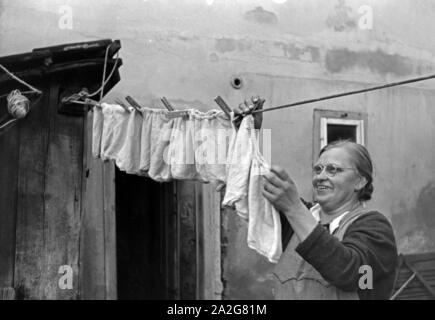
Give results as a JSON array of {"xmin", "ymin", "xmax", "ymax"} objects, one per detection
[{"xmin": 280, "ymin": 206, "xmax": 398, "ymax": 300}]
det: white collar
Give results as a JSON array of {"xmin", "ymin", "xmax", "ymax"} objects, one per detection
[{"xmin": 310, "ymin": 204, "xmax": 349, "ymax": 234}]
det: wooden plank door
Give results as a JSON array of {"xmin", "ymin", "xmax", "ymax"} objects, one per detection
[
  {"xmin": 80, "ymin": 106, "xmax": 117, "ymax": 300},
  {"xmin": 13, "ymin": 82, "xmax": 83, "ymax": 299}
]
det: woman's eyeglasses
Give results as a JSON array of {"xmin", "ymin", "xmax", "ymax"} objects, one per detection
[{"xmin": 312, "ymin": 164, "xmax": 356, "ymax": 177}]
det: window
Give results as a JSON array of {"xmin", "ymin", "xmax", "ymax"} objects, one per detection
[
  {"xmin": 327, "ymin": 123, "xmax": 357, "ymax": 143},
  {"xmin": 320, "ymin": 118, "xmax": 364, "ymax": 149}
]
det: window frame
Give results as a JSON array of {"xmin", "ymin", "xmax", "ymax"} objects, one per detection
[
  {"xmin": 320, "ymin": 117, "xmax": 365, "ymax": 149},
  {"xmin": 313, "ymin": 109, "xmax": 368, "ymax": 163}
]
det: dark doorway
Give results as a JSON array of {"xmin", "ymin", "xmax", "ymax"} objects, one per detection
[
  {"xmin": 115, "ymin": 167, "xmax": 179, "ymax": 299},
  {"xmin": 327, "ymin": 124, "xmax": 357, "ymax": 144}
]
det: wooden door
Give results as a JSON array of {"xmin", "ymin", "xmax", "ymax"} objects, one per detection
[
  {"xmin": 80, "ymin": 106, "xmax": 117, "ymax": 299},
  {"xmin": 0, "ymin": 82, "xmax": 85, "ymax": 299},
  {"xmin": 114, "ymin": 174, "xmax": 222, "ymax": 300}
]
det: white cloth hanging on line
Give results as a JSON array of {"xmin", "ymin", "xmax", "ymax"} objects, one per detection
[
  {"xmin": 92, "ymin": 103, "xmax": 231, "ymax": 186},
  {"xmin": 92, "ymin": 103, "xmax": 282, "ymax": 263},
  {"xmin": 222, "ymin": 115, "xmax": 282, "ymax": 263}
]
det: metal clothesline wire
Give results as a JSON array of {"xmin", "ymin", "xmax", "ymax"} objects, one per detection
[{"xmin": 251, "ymin": 74, "xmax": 435, "ymax": 115}]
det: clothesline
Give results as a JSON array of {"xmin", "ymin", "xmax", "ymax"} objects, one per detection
[
  {"xmin": 63, "ymin": 94, "xmax": 235, "ymax": 120},
  {"xmin": 250, "ymin": 73, "xmax": 435, "ymax": 115},
  {"xmin": 65, "ymin": 72, "xmax": 435, "ymax": 120}
]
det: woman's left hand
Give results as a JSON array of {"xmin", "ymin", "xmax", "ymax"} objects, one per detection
[{"xmin": 262, "ymin": 165, "xmax": 304, "ymax": 216}]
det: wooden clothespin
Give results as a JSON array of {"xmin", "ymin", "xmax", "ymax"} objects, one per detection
[
  {"xmin": 84, "ymin": 98, "xmax": 102, "ymax": 108},
  {"xmin": 114, "ymin": 98, "xmax": 131, "ymax": 112},
  {"xmin": 161, "ymin": 97, "xmax": 175, "ymax": 111},
  {"xmin": 214, "ymin": 96, "xmax": 232, "ymax": 119},
  {"xmin": 125, "ymin": 96, "xmax": 143, "ymax": 112},
  {"xmin": 61, "ymin": 88, "xmax": 101, "ymax": 111},
  {"xmin": 160, "ymin": 97, "xmax": 189, "ymax": 118},
  {"xmin": 61, "ymin": 96, "xmax": 102, "ymax": 108}
]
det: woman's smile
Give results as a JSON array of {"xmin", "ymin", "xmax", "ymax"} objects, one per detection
[{"xmin": 315, "ymin": 184, "xmax": 332, "ymax": 193}]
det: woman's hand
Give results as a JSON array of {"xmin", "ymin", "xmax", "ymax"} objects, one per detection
[
  {"xmin": 263, "ymin": 165, "xmax": 318, "ymax": 242},
  {"xmin": 233, "ymin": 96, "xmax": 264, "ymax": 130},
  {"xmin": 262, "ymin": 165, "xmax": 304, "ymax": 216}
]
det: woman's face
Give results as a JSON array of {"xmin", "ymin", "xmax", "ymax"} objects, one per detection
[{"xmin": 312, "ymin": 147, "xmax": 363, "ymax": 212}]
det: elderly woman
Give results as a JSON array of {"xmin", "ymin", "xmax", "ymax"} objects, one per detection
[
  {"xmin": 236, "ymin": 100, "xmax": 398, "ymax": 300},
  {"xmin": 263, "ymin": 141, "xmax": 398, "ymax": 300}
]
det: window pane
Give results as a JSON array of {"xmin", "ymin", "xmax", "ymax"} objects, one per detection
[{"xmin": 327, "ymin": 124, "xmax": 357, "ymax": 144}]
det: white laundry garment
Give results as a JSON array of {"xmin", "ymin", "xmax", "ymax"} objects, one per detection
[
  {"xmin": 116, "ymin": 109, "xmax": 143, "ymax": 174},
  {"xmin": 168, "ymin": 114, "xmax": 198, "ymax": 180},
  {"xmin": 92, "ymin": 104, "xmax": 104, "ymax": 158},
  {"xmin": 97, "ymin": 104, "xmax": 233, "ymax": 185},
  {"xmin": 139, "ymin": 109, "xmax": 154, "ymax": 175},
  {"xmin": 223, "ymin": 115, "xmax": 282, "ymax": 263},
  {"xmin": 248, "ymin": 123, "xmax": 282, "ymax": 263},
  {"xmin": 221, "ymin": 113, "xmax": 253, "ymax": 219},
  {"xmin": 100, "ymin": 103, "xmax": 132, "ymax": 162},
  {"xmin": 194, "ymin": 110, "xmax": 231, "ymax": 187},
  {"xmin": 148, "ymin": 112, "xmax": 174, "ymax": 182}
]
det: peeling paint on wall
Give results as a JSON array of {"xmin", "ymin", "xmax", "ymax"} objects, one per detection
[
  {"xmin": 214, "ymin": 38, "xmax": 252, "ymax": 53},
  {"xmin": 208, "ymin": 52, "xmax": 219, "ymax": 62},
  {"xmin": 214, "ymin": 37, "xmax": 321, "ymax": 64},
  {"xmin": 275, "ymin": 42, "xmax": 321, "ymax": 63},
  {"xmin": 177, "ymin": 32, "xmax": 199, "ymax": 42},
  {"xmin": 215, "ymin": 38, "xmax": 237, "ymax": 53},
  {"xmin": 325, "ymin": 0, "xmax": 357, "ymax": 32},
  {"xmin": 325, "ymin": 48, "xmax": 414, "ymax": 76},
  {"xmin": 244, "ymin": 7, "xmax": 278, "ymax": 25}
]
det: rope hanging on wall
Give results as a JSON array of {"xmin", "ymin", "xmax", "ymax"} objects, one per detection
[
  {"xmin": 61, "ymin": 43, "xmax": 120, "ymax": 108},
  {"xmin": 0, "ymin": 63, "xmax": 42, "ymax": 131},
  {"xmin": 0, "ymin": 90, "xmax": 31, "ymax": 129},
  {"xmin": 7, "ymin": 89, "xmax": 30, "ymax": 119}
]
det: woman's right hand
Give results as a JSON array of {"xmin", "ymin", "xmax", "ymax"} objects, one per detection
[
  {"xmin": 233, "ymin": 96, "xmax": 264, "ymax": 130},
  {"xmin": 262, "ymin": 165, "xmax": 303, "ymax": 216},
  {"xmin": 262, "ymin": 165, "xmax": 318, "ymax": 242}
]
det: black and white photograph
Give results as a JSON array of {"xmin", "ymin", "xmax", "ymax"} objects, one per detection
[{"xmin": 0, "ymin": 0, "xmax": 434, "ymax": 306}]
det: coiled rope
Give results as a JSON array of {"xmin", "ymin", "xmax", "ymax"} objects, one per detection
[{"xmin": 0, "ymin": 63, "xmax": 42, "ymax": 130}]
